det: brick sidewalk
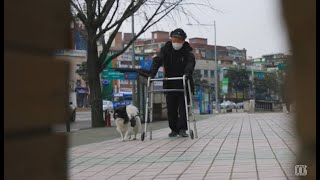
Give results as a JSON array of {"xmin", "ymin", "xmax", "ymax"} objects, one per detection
[{"xmin": 68, "ymin": 112, "xmax": 299, "ymax": 180}]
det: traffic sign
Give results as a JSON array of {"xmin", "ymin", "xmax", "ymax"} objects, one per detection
[{"xmin": 102, "ymin": 80, "xmax": 110, "ymax": 85}]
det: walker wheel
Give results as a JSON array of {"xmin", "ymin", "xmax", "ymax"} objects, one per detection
[
  {"xmin": 190, "ymin": 130, "xmax": 194, "ymax": 139},
  {"xmin": 141, "ymin": 132, "xmax": 145, "ymax": 141}
]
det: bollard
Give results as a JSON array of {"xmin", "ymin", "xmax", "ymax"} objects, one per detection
[
  {"xmin": 66, "ymin": 116, "xmax": 71, "ymax": 132},
  {"xmin": 105, "ymin": 110, "xmax": 111, "ymax": 127}
]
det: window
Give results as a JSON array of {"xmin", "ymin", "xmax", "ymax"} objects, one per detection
[
  {"xmin": 200, "ymin": 50, "xmax": 206, "ymax": 57},
  {"xmin": 204, "ymin": 70, "xmax": 208, "ymax": 78},
  {"xmin": 210, "ymin": 70, "xmax": 215, "ymax": 78}
]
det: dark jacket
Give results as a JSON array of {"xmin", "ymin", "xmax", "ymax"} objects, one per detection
[{"xmin": 149, "ymin": 41, "xmax": 196, "ymax": 93}]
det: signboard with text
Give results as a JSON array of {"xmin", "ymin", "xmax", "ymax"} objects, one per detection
[
  {"xmin": 222, "ymin": 78, "xmax": 229, "ymax": 95},
  {"xmin": 102, "ymin": 69, "xmax": 124, "ymax": 80}
]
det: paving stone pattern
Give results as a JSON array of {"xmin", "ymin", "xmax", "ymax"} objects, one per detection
[{"xmin": 68, "ymin": 113, "xmax": 299, "ymax": 180}]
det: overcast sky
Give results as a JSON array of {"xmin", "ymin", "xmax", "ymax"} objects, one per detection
[{"xmin": 118, "ymin": 0, "xmax": 290, "ymax": 58}]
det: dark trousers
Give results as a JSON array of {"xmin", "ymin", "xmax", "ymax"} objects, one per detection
[{"xmin": 166, "ymin": 92, "xmax": 190, "ymax": 132}]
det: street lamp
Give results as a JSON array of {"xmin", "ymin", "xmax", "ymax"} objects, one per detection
[{"xmin": 187, "ymin": 21, "xmax": 219, "ymax": 113}]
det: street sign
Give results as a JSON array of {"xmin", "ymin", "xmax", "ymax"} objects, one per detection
[
  {"xmin": 124, "ymin": 72, "xmax": 137, "ymax": 80},
  {"xmin": 103, "ymin": 69, "xmax": 124, "ymax": 80}
]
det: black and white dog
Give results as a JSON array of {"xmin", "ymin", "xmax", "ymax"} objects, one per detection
[{"xmin": 113, "ymin": 104, "xmax": 141, "ymax": 141}]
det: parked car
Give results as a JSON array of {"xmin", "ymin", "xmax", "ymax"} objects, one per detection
[
  {"xmin": 220, "ymin": 101, "xmax": 236, "ymax": 112},
  {"xmin": 236, "ymin": 102, "xmax": 244, "ymax": 109},
  {"xmin": 103, "ymin": 100, "xmax": 114, "ymax": 112},
  {"xmin": 69, "ymin": 102, "xmax": 76, "ymax": 122}
]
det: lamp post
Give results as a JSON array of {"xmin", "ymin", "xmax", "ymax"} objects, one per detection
[{"xmin": 187, "ymin": 21, "xmax": 219, "ymax": 113}]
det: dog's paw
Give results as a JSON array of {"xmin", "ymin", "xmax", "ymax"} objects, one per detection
[{"xmin": 132, "ymin": 138, "xmax": 137, "ymax": 140}]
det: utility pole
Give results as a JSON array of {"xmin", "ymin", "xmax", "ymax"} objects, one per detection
[
  {"xmin": 213, "ymin": 21, "xmax": 219, "ymax": 113},
  {"xmin": 131, "ymin": 13, "xmax": 136, "ymax": 106}
]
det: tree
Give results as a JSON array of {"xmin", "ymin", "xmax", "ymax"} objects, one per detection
[
  {"xmin": 225, "ymin": 66, "xmax": 250, "ymax": 102},
  {"xmin": 254, "ymin": 72, "xmax": 280, "ymax": 100},
  {"xmin": 71, "ymin": 0, "xmax": 217, "ymax": 127}
]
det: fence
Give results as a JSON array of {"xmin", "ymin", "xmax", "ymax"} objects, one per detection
[{"xmin": 255, "ymin": 100, "xmax": 275, "ymax": 111}]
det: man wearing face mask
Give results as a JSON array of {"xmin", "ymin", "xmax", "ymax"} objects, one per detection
[{"xmin": 149, "ymin": 28, "xmax": 196, "ymax": 138}]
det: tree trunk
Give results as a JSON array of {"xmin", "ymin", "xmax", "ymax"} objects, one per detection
[{"xmin": 87, "ymin": 29, "xmax": 104, "ymax": 127}]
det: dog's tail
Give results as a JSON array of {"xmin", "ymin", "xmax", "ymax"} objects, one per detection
[{"xmin": 126, "ymin": 104, "xmax": 139, "ymax": 116}]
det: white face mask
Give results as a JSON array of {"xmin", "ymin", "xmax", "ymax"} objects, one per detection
[{"xmin": 172, "ymin": 43, "xmax": 183, "ymax": 50}]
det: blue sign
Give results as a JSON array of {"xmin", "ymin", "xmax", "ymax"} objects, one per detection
[
  {"xmin": 113, "ymin": 101, "xmax": 131, "ymax": 108},
  {"xmin": 140, "ymin": 60, "xmax": 153, "ymax": 70},
  {"xmin": 102, "ymin": 80, "xmax": 110, "ymax": 85},
  {"xmin": 124, "ymin": 72, "xmax": 137, "ymax": 80},
  {"xmin": 257, "ymin": 73, "xmax": 264, "ymax": 79}
]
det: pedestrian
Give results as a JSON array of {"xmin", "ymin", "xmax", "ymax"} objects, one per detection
[{"xmin": 148, "ymin": 28, "xmax": 196, "ymax": 137}]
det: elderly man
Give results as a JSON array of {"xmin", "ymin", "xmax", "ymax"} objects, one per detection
[{"xmin": 149, "ymin": 28, "xmax": 196, "ymax": 137}]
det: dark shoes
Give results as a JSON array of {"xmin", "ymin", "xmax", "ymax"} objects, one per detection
[
  {"xmin": 168, "ymin": 131, "xmax": 178, "ymax": 137},
  {"xmin": 169, "ymin": 130, "xmax": 189, "ymax": 137},
  {"xmin": 179, "ymin": 130, "xmax": 189, "ymax": 137}
]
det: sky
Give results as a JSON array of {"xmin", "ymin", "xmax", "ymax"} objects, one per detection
[{"xmin": 118, "ymin": 0, "xmax": 290, "ymax": 58}]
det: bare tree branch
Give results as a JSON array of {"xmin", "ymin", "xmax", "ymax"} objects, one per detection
[
  {"xmin": 71, "ymin": 1, "xmax": 88, "ymax": 25},
  {"xmin": 95, "ymin": 0, "xmax": 145, "ymax": 40},
  {"xmin": 95, "ymin": 1, "xmax": 135, "ymax": 59},
  {"xmin": 87, "ymin": 0, "xmax": 95, "ymax": 21},
  {"xmin": 100, "ymin": 0, "xmax": 183, "ymax": 72},
  {"xmin": 76, "ymin": 0, "xmax": 84, "ymax": 13},
  {"xmin": 175, "ymin": 5, "xmax": 201, "ymax": 25},
  {"xmin": 179, "ymin": 2, "xmax": 223, "ymax": 13},
  {"xmin": 104, "ymin": 0, "xmax": 119, "ymax": 30},
  {"xmin": 93, "ymin": 0, "xmax": 97, "ymax": 17},
  {"xmin": 95, "ymin": 0, "xmax": 116, "ymax": 27}
]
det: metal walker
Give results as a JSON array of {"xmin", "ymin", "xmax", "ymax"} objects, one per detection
[{"xmin": 141, "ymin": 75, "xmax": 198, "ymax": 141}]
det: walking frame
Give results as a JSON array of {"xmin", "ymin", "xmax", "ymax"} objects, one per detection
[{"xmin": 141, "ymin": 75, "xmax": 198, "ymax": 141}]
